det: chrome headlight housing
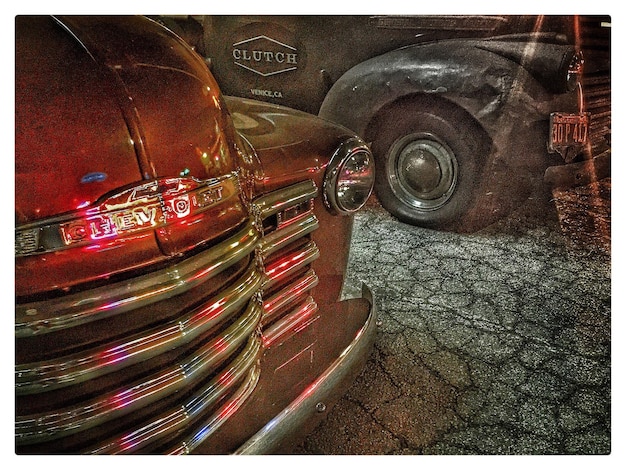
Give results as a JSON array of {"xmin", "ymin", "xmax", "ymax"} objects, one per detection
[{"xmin": 323, "ymin": 137, "xmax": 375, "ymax": 215}]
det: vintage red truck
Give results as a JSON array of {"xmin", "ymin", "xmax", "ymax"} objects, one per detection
[{"xmin": 15, "ymin": 15, "xmax": 377, "ymax": 454}]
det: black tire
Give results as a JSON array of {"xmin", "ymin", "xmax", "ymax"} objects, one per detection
[{"xmin": 370, "ymin": 99, "xmax": 489, "ymax": 231}]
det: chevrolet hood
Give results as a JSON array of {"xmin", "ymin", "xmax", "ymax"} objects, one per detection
[
  {"xmin": 16, "ymin": 15, "xmax": 239, "ymax": 224},
  {"xmin": 15, "ymin": 16, "xmax": 246, "ymax": 296}
]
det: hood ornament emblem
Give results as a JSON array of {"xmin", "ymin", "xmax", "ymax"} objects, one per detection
[{"xmin": 16, "ymin": 175, "xmax": 237, "ymax": 256}]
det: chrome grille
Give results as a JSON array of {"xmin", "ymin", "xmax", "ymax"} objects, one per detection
[{"xmin": 15, "ymin": 179, "xmax": 321, "ymax": 454}]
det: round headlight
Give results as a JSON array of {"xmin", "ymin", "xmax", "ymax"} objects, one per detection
[{"xmin": 323, "ymin": 138, "xmax": 375, "ymax": 215}]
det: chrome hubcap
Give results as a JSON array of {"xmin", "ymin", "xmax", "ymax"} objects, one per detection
[{"xmin": 387, "ymin": 133, "xmax": 458, "ymax": 211}]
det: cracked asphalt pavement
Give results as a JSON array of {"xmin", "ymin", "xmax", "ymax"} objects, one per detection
[{"xmin": 292, "ymin": 178, "xmax": 611, "ymax": 455}]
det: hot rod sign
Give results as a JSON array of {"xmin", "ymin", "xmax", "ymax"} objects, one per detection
[{"xmin": 232, "ymin": 35, "xmax": 298, "ymax": 76}]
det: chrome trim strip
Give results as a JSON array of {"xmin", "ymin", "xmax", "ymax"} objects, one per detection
[
  {"xmin": 262, "ymin": 269, "xmax": 319, "ymax": 327},
  {"xmin": 15, "ymin": 174, "xmax": 240, "ymax": 256},
  {"xmin": 16, "ymin": 220, "xmax": 259, "ymax": 337},
  {"xmin": 89, "ymin": 338, "xmax": 262, "ymax": 454},
  {"xmin": 235, "ymin": 284, "xmax": 377, "ymax": 455},
  {"xmin": 257, "ymin": 213, "xmax": 318, "ymax": 259},
  {"xmin": 16, "ymin": 263, "xmax": 264, "ymax": 395},
  {"xmin": 262, "ymin": 297, "xmax": 319, "ymax": 348},
  {"xmin": 167, "ymin": 364, "xmax": 262, "ymax": 455},
  {"xmin": 16, "ymin": 302, "xmax": 262, "ymax": 444},
  {"xmin": 263, "ymin": 241, "xmax": 320, "ymax": 289},
  {"xmin": 253, "ymin": 180, "xmax": 318, "ymax": 220}
]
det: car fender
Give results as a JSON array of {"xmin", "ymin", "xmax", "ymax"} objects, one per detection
[{"xmin": 319, "ymin": 37, "xmax": 577, "ymax": 144}]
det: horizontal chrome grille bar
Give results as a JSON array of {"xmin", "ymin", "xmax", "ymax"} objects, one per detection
[
  {"xmin": 257, "ymin": 213, "xmax": 319, "ymax": 259},
  {"xmin": 16, "ymin": 262, "xmax": 264, "ymax": 395},
  {"xmin": 262, "ymin": 297, "xmax": 319, "ymax": 348},
  {"xmin": 262, "ymin": 269, "xmax": 319, "ymax": 327},
  {"xmin": 263, "ymin": 241, "xmax": 320, "ymax": 289},
  {"xmin": 166, "ymin": 365, "xmax": 262, "ymax": 455},
  {"xmin": 253, "ymin": 180, "xmax": 318, "ymax": 220},
  {"xmin": 16, "ymin": 220, "xmax": 259, "ymax": 337},
  {"xmin": 16, "ymin": 301, "xmax": 262, "ymax": 445},
  {"xmin": 88, "ymin": 337, "xmax": 262, "ymax": 454}
]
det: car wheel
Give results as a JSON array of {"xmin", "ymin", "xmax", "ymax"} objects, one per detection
[{"xmin": 371, "ymin": 99, "xmax": 489, "ymax": 231}]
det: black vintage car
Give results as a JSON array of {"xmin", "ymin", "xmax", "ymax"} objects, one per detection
[
  {"xmin": 15, "ymin": 15, "xmax": 376, "ymax": 454},
  {"xmin": 196, "ymin": 15, "xmax": 610, "ymax": 232}
]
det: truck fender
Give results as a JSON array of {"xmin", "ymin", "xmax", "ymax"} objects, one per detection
[
  {"xmin": 318, "ymin": 37, "xmax": 577, "ymax": 232},
  {"xmin": 319, "ymin": 37, "xmax": 571, "ymax": 140}
]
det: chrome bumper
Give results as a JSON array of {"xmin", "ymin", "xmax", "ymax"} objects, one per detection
[{"xmin": 235, "ymin": 283, "xmax": 377, "ymax": 455}]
